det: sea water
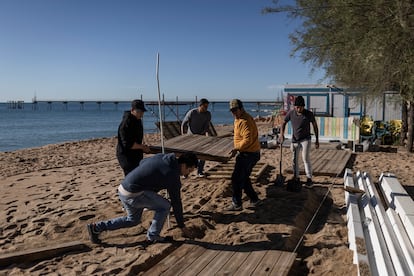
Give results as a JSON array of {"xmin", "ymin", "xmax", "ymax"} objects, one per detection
[{"xmin": 0, "ymin": 101, "xmax": 275, "ymax": 152}]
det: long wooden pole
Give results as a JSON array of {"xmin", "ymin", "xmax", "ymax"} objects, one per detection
[
  {"xmin": 156, "ymin": 53, "xmax": 165, "ymax": 154},
  {"xmin": 156, "ymin": 53, "xmax": 170, "ymax": 228}
]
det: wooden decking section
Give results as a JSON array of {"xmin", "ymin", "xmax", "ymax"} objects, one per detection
[
  {"xmin": 0, "ymin": 241, "xmax": 89, "ymax": 268},
  {"xmin": 149, "ymin": 135, "xmax": 234, "ymax": 162},
  {"xmin": 285, "ymin": 149, "xmax": 352, "ymax": 177},
  {"xmin": 207, "ymin": 161, "xmax": 268, "ymax": 182},
  {"xmin": 143, "ymin": 243, "xmax": 296, "ymax": 276},
  {"xmin": 155, "ymin": 121, "xmax": 218, "ymax": 139}
]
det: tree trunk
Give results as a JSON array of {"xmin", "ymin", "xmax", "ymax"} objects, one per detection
[
  {"xmin": 407, "ymin": 101, "xmax": 414, "ymax": 153},
  {"xmin": 401, "ymin": 100, "xmax": 408, "ymax": 146}
]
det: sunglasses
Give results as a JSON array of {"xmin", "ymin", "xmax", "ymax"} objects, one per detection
[{"xmin": 230, "ymin": 107, "xmax": 239, "ymax": 113}]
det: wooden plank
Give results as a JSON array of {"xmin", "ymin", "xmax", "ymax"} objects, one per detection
[
  {"xmin": 179, "ymin": 248, "xmax": 221, "ymax": 276},
  {"xmin": 155, "ymin": 121, "xmax": 182, "ymax": 139},
  {"xmin": 144, "ymin": 243, "xmax": 197, "ymax": 276},
  {"xmin": 149, "ymin": 135, "xmax": 234, "ymax": 162},
  {"xmin": 253, "ymin": 250, "xmax": 283, "ymax": 275},
  {"xmin": 206, "ymin": 161, "xmax": 268, "ymax": 182},
  {"xmin": 214, "ymin": 251, "xmax": 250, "ymax": 275},
  {"xmin": 0, "ymin": 241, "xmax": 88, "ymax": 267},
  {"xmin": 234, "ymin": 250, "xmax": 267, "ymax": 276},
  {"xmin": 155, "ymin": 121, "xmax": 218, "ymax": 139},
  {"xmin": 143, "ymin": 245, "xmax": 297, "ymax": 276},
  {"xmin": 285, "ymin": 149, "xmax": 351, "ymax": 177},
  {"xmin": 197, "ymin": 249, "xmax": 236, "ymax": 275},
  {"xmin": 160, "ymin": 245, "xmax": 206, "ymax": 275},
  {"xmin": 269, "ymin": 251, "xmax": 297, "ymax": 275}
]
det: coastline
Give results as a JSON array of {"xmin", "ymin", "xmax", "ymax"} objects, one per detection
[{"xmin": 1, "ymin": 122, "xmax": 413, "ymax": 274}]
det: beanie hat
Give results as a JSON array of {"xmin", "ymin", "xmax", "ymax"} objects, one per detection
[
  {"xmin": 294, "ymin": 96, "xmax": 305, "ymax": 107},
  {"xmin": 199, "ymin": 98, "xmax": 209, "ymax": 106}
]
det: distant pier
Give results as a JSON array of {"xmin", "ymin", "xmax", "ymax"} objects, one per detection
[
  {"xmin": 6, "ymin": 98, "xmax": 284, "ymax": 121},
  {"xmin": 6, "ymin": 101, "xmax": 25, "ymax": 109}
]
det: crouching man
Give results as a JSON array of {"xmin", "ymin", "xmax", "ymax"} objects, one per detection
[{"xmin": 87, "ymin": 152, "xmax": 198, "ymax": 244}]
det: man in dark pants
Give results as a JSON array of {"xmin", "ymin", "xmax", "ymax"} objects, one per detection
[
  {"xmin": 225, "ymin": 99, "xmax": 262, "ymax": 211},
  {"xmin": 87, "ymin": 152, "xmax": 198, "ymax": 244},
  {"xmin": 116, "ymin": 99, "xmax": 151, "ymax": 176}
]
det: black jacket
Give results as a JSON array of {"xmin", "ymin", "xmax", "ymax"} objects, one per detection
[{"xmin": 116, "ymin": 111, "xmax": 144, "ymax": 161}]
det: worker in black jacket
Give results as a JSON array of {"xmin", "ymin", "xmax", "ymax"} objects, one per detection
[{"xmin": 116, "ymin": 99, "xmax": 151, "ymax": 175}]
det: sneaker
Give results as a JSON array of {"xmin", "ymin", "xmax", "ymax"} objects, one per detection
[
  {"xmin": 87, "ymin": 223, "xmax": 101, "ymax": 244},
  {"xmin": 147, "ymin": 235, "xmax": 174, "ymax": 244},
  {"xmin": 305, "ymin": 178, "xmax": 314, "ymax": 188},
  {"xmin": 224, "ymin": 202, "xmax": 243, "ymax": 211},
  {"xmin": 250, "ymin": 199, "xmax": 263, "ymax": 208},
  {"xmin": 197, "ymin": 173, "xmax": 205, "ymax": 178}
]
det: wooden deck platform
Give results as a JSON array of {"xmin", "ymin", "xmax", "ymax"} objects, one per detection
[
  {"xmin": 143, "ymin": 243, "xmax": 296, "ymax": 276},
  {"xmin": 155, "ymin": 121, "xmax": 218, "ymax": 139},
  {"xmin": 149, "ymin": 135, "xmax": 234, "ymax": 162},
  {"xmin": 285, "ymin": 149, "xmax": 352, "ymax": 177},
  {"xmin": 206, "ymin": 161, "xmax": 268, "ymax": 182}
]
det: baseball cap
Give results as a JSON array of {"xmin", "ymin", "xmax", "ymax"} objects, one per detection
[
  {"xmin": 229, "ymin": 99, "xmax": 243, "ymax": 110},
  {"xmin": 131, "ymin": 99, "xmax": 147, "ymax": 112}
]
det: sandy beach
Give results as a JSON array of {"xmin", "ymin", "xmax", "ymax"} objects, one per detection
[{"xmin": 1, "ymin": 122, "xmax": 413, "ymax": 275}]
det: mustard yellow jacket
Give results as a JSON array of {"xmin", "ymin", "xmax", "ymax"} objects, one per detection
[{"xmin": 233, "ymin": 111, "xmax": 260, "ymax": 152}]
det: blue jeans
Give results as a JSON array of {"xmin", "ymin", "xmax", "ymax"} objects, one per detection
[
  {"xmin": 231, "ymin": 151, "xmax": 260, "ymax": 206},
  {"xmin": 94, "ymin": 190, "xmax": 171, "ymax": 241}
]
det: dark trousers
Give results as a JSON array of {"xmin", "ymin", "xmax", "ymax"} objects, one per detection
[
  {"xmin": 197, "ymin": 159, "xmax": 205, "ymax": 174},
  {"xmin": 117, "ymin": 154, "xmax": 142, "ymax": 176},
  {"xmin": 231, "ymin": 151, "xmax": 260, "ymax": 206}
]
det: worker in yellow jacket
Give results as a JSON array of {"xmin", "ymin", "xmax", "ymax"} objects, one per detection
[{"xmin": 226, "ymin": 99, "xmax": 262, "ymax": 211}]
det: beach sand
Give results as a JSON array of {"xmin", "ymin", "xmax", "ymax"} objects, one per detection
[{"xmin": 1, "ymin": 122, "xmax": 413, "ymax": 275}]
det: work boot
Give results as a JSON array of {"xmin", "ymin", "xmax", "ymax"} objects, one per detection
[
  {"xmin": 87, "ymin": 223, "xmax": 101, "ymax": 244},
  {"xmin": 147, "ymin": 235, "xmax": 174, "ymax": 244},
  {"xmin": 224, "ymin": 202, "xmax": 243, "ymax": 211}
]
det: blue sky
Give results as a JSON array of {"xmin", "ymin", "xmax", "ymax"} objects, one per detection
[{"xmin": 0, "ymin": 0, "xmax": 325, "ymax": 102}]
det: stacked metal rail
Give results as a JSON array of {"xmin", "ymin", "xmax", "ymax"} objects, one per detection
[{"xmin": 344, "ymin": 169, "xmax": 414, "ymax": 275}]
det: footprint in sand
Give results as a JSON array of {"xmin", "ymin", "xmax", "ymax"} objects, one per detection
[
  {"xmin": 61, "ymin": 194, "xmax": 73, "ymax": 200},
  {"xmin": 79, "ymin": 214, "xmax": 95, "ymax": 221},
  {"xmin": 199, "ymin": 197, "xmax": 210, "ymax": 205}
]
